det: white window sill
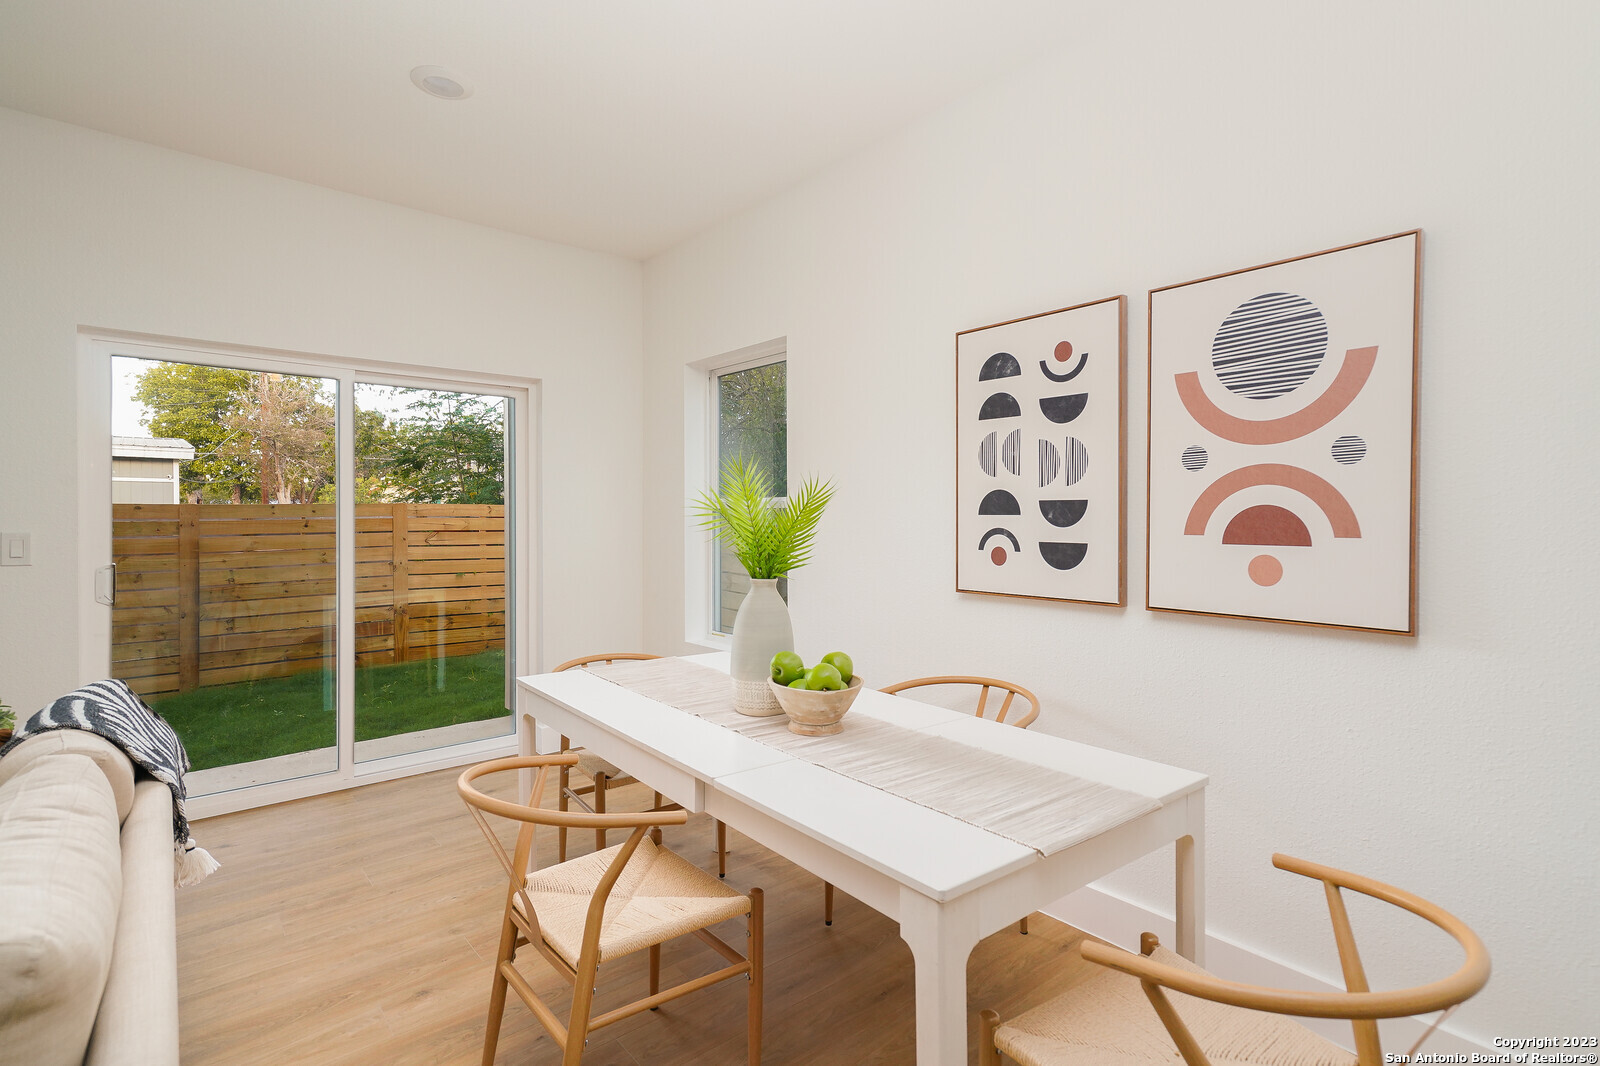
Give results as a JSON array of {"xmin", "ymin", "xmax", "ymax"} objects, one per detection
[{"xmin": 686, "ymin": 630, "xmax": 732, "ymax": 652}]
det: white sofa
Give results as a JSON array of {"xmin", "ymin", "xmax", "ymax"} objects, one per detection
[{"xmin": 0, "ymin": 730, "xmax": 181, "ymax": 1066}]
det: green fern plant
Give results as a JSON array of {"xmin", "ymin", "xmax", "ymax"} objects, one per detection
[{"xmin": 692, "ymin": 456, "xmax": 833, "ymax": 580}]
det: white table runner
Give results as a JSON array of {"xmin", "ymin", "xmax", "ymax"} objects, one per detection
[{"xmin": 586, "ymin": 657, "xmax": 1160, "ymax": 857}]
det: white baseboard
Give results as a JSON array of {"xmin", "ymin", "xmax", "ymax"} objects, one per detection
[{"xmin": 1043, "ymin": 884, "xmax": 1488, "ymax": 1058}]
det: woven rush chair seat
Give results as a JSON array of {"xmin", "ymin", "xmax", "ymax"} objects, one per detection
[
  {"xmin": 572, "ymin": 750, "xmax": 625, "ymax": 780},
  {"xmin": 979, "ymin": 854, "xmax": 1489, "ymax": 1066},
  {"xmin": 518, "ymin": 835, "xmax": 750, "ymax": 968},
  {"xmin": 992, "ymin": 943, "xmax": 1354, "ymax": 1066}
]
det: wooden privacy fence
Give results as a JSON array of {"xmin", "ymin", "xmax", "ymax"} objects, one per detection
[{"xmin": 111, "ymin": 502, "xmax": 506, "ymax": 698}]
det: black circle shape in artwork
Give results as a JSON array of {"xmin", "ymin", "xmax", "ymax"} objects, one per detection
[
  {"xmin": 1332, "ymin": 435, "xmax": 1368, "ymax": 464},
  {"xmin": 979, "ymin": 352, "xmax": 1023, "ymax": 380},
  {"xmin": 1211, "ymin": 292, "xmax": 1329, "ymax": 399},
  {"xmin": 978, "ymin": 489, "xmax": 1022, "ymax": 515},
  {"xmin": 1181, "ymin": 445, "xmax": 1208, "ymax": 471},
  {"xmin": 978, "ymin": 392, "xmax": 1022, "ymax": 420}
]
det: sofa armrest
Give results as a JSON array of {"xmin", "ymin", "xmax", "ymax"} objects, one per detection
[{"xmin": 86, "ymin": 780, "xmax": 179, "ymax": 1066}]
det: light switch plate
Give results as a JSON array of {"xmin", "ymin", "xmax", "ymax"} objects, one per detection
[{"xmin": 1, "ymin": 532, "xmax": 30, "ymax": 566}]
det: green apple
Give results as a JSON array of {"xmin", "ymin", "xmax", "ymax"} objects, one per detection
[
  {"xmin": 788, "ymin": 678, "xmax": 809, "ymax": 688},
  {"xmin": 820, "ymin": 651, "xmax": 853, "ymax": 684},
  {"xmin": 805, "ymin": 663, "xmax": 844, "ymax": 691},
  {"xmin": 770, "ymin": 650, "xmax": 805, "ymax": 686}
]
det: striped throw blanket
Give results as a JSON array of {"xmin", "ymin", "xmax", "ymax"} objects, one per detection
[{"xmin": 0, "ymin": 679, "xmax": 220, "ymax": 886}]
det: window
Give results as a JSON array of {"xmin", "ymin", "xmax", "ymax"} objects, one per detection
[{"xmin": 706, "ymin": 347, "xmax": 787, "ymax": 636}]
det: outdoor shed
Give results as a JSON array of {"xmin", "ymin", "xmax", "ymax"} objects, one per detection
[{"xmin": 111, "ymin": 436, "xmax": 195, "ymax": 504}]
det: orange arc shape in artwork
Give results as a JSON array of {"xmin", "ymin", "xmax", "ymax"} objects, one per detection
[
  {"xmin": 1184, "ymin": 464, "xmax": 1361, "ymax": 538},
  {"xmin": 1174, "ymin": 346, "xmax": 1378, "ymax": 445}
]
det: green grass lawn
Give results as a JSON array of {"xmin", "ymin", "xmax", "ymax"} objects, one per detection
[{"xmin": 150, "ymin": 648, "xmax": 508, "ymax": 771}]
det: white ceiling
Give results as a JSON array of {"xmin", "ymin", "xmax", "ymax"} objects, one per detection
[{"xmin": 0, "ymin": 1, "xmax": 1087, "ymax": 259}]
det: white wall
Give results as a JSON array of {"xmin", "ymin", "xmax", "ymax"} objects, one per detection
[
  {"xmin": 643, "ymin": 0, "xmax": 1599, "ymax": 1042},
  {"xmin": 0, "ymin": 107, "xmax": 646, "ymax": 712}
]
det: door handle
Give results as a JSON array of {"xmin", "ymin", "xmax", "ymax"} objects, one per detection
[{"xmin": 95, "ymin": 563, "xmax": 116, "ymax": 607}]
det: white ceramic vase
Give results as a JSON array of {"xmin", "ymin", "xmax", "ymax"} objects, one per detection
[{"xmin": 729, "ymin": 578, "xmax": 793, "ymax": 716}]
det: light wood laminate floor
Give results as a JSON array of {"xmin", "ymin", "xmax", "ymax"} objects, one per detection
[{"xmin": 177, "ymin": 765, "xmax": 1104, "ymax": 1065}]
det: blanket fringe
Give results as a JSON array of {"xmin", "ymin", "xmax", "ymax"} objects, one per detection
[{"xmin": 177, "ymin": 839, "xmax": 221, "ymax": 887}]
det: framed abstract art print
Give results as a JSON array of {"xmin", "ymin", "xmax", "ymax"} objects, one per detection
[
  {"xmin": 956, "ymin": 295, "xmax": 1125, "ymax": 606},
  {"xmin": 1146, "ymin": 231, "xmax": 1420, "ymax": 633}
]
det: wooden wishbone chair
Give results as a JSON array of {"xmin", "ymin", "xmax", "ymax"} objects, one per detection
[
  {"xmin": 459, "ymin": 754, "xmax": 764, "ymax": 1066},
  {"xmin": 878, "ymin": 675, "xmax": 1041, "ymax": 729},
  {"xmin": 979, "ymin": 853, "xmax": 1491, "ymax": 1066},
  {"xmin": 819, "ymin": 675, "xmax": 1042, "ymax": 930},
  {"xmin": 552, "ymin": 653, "xmax": 732, "ymax": 876}
]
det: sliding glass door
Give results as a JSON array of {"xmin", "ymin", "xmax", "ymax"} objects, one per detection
[
  {"xmin": 111, "ymin": 357, "xmax": 340, "ymax": 792},
  {"xmin": 107, "ymin": 346, "xmax": 523, "ymax": 801},
  {"xmin": 352, "ymin": 384, "xmax": 512, "ymax": 762}
]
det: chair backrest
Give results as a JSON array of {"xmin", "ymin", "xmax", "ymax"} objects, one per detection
[
  {"xmin": 553, "ymin": 652, "xmax": 661, "ymax": 672},
  {"xmin": 879, "ymin": 675, "xmax": 1040, "ymax": 728},
  {"xmin": 457, "ymin": 755, "xmax": 687, "ymax": 975},
  {"xmin": 1079, "ymin": 852, "xmax": 1491, "ymax": 1066}
]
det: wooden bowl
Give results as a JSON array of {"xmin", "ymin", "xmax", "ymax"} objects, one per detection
[{"xmin": 767, "ymin": 675, "xmax": 864, "ymax": 736}]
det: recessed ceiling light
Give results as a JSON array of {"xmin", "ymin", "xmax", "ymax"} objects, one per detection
[{"xmin": 410, "ymin": 65, "xmax": 473, "ymax": 101}]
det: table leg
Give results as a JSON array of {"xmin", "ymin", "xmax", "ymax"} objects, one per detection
[
  {"xmin": 514, "ymin": 694, "xmax": 562, "ymax": 799},
  {"xmin": 898, "ymin": 889, "xmax": 979, "ymax": 1066},
  {"xmin": 1174, "ymin": 791, "xmax": 1205, "ymax": 966},
  {"xmin": 515, "ymin": 702, "xmax": 536, "ymax": 806}
]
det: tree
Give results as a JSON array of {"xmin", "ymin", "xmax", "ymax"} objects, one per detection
[
  {"xmin": 132, "ymin": 362, "xmax": 257, "ymax": 502},
  {"xmin": 132, "ymin": 364, "xmax": 502, "ymax": 505},
  {"xmin": 132, "ymin": 362, "xmax": 335, "ymax": 503},
  {"xmin": 218, "ymin": 374, "xmax": 335, "ymax": 503},
  {"xmin": 718, "ymin": 363, "xmax": 786, "ymax": 497},
  {"xmin": 347, "ymin": 406, "xmax": 399, "ymax": 503},
  {"xmin": 382, "ymin": 391, "xmax": 506, "ymax": 504}
]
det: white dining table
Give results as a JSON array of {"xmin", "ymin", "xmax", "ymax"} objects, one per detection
[{"xmin": 515, "ymin": 653, "xmax": 1207, "ymax": 1066}]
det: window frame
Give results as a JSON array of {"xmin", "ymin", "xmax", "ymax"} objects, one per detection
[{"xmin": 684, "ymin": 338, "xmax": 787, "ymax": 648}]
